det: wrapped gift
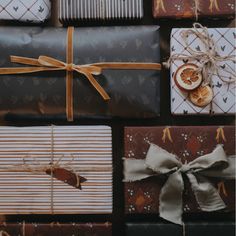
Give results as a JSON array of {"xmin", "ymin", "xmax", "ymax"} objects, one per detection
[
  {"xmin": 0, "ymin": 26, "xmax": 161, "ymax": 122},
  {"xmin": 152, "ymin": 0, "xmax": 235, "ymax": 19},
  {"xmin": 0, "ymin": 126, "xmax": 112, "ymax": 215},
  {"xmin": 124, "ymin": 126, "xmax": 235, "ymax": 224},
  {"xmin": 126, "ymin": 222, "xmax": 235, "ymax": 236},
  {"xmin": 0, "ymin": 0, "xmax": 51, "ymax": 23},
  {"xmin": 168, "ymin": 24, "xmax": 236, "ymax": 115},
  {"xmin": 59, "ymin": 0, "xmax": 144, "ymax": 23},
  {"xmin": 0, "ymin": 222, "xmax": 112, "ymax": 236}
]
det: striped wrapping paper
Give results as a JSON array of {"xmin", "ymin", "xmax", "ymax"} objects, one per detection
[
  {"xmin": 0, "ymin": 126, "xmax": 112, "ymax": 215},
  {"xmin": 59, "ymin": 0, "xmax": 143, "ymax": 22}
]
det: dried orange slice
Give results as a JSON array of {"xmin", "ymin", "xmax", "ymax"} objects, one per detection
[
  {"xmin": 174, "ymin": 64, "xmax": 202, "ymax": 91},
  {"xmin": 189, "ymin": 85, "xmax": 213, "ymax": 107}
]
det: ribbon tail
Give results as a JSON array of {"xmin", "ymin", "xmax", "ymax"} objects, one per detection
[
  {"xmin": 123, "ymin": 158, "xmax": 155, "ymax": 182},
  {"xmin": 187, "ymin": 173, "xmax": 226, "ymax": 212},
  {"xmin": 159, "ymin": 171, "xmax": 184, "ymax": 225},
  {"xmin": 75, "ymin": 68, "xmax": 110, "ymax": 100}
]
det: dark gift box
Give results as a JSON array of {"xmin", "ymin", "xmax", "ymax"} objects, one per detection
[
  {"xmin": 124, "ymin": 126, "xmax": 235, "ymax": 223},
  {"xmin": 59, "ymin": 0, "xmax": 144, "ymax": 23},
  {"xmin": 0, "ymin": 222, "xmax": 112, "ymax": 236},
  {"xmin": 153, "ymin": 0, "xmax": 235, "ymax": 19},
  {"xmin": 126, "ymin": 222, "xmax": 235, "ymax": 236},
  {"xmin": 0, "ymin": 26, "xmax": 160, "ymax": 121}
]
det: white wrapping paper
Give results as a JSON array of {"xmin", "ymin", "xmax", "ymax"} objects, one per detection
[
  {"xmin": 0, "ymin": 0, "xmax": 51, "ymax": 23},
  {"xmin": 170, "ymin": 27, "xmax": 236, "ymax": 115}
]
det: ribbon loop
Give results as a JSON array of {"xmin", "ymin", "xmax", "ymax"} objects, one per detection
[{"xmin": 124, "ymin": 144, "xmax": 235, "ymax": 225}]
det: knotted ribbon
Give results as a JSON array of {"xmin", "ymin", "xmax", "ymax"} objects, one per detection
[
  {"xmin": 164, "ymin": 23, "xmax": 236, "ymax": 86},
  {"xmin": 124, "ymin": 144, "xmax": 235, "ymax": 225},
  {"xmin": 0, "ymin": 27, "xmax": 161, "ymax": 122}
]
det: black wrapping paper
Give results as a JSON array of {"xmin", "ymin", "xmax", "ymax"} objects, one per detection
[
  {"xmin": 126, "ymin": 223, "xmax": 235, "ymax": 236},
  {"xmin": 0, "ymin": 26, "xmax": 160, "ymax": 120}
]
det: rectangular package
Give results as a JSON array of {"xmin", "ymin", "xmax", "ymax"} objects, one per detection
[
  {"xmin": 170, "ymin": 27, "xmax": 235, "ymax": 115},
  {"xmin": 0, "ymin": 126, "xmax": 112, "ymax": 214},
  {"xmin": 0, "ymin": 222, "xmax": 112, "ymax": 236},
  {"xmin": 0, "ymin": 0, "xmax": 51, "ymax": 23},
  {"xmin": 126, "ymin": 223, "xmax": 235, "ymax": 236},
  {"xmin": 59, "ymin": 0, "xmax": 144, "ymax": 22},
  {"xmin": 0, "ymin": 26, "xmax": 160, "ymax": 121},
  {"xmin": 124, "ymin": 126, "xmax": 235, "ymax": 215},
  {"xmin": 153, "ymin": 0, "xmax": 235, "ymax": 19}
]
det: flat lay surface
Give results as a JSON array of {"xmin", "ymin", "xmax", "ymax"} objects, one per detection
[{"xmin": 0, "ymin": 0, "xmax": 235, "ymax": 236}]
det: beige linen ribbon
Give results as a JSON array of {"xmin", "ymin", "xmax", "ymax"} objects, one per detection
[
  {"xmin": 155, "ymin": 0, "xmax": 166, "ymax": 13},
  {"xmin": 164, "ymin": 23, "xmax": 236, "ymax": 86},
  {"xmin": 124, "ymin": 143, "xmax": 235, "ymax": 225},
  {"xmin": 0, "ymin": 27, "xmax": 161, "ymax": 122}
]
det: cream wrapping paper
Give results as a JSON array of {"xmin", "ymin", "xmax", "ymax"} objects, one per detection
[{"xmin": 0, "ymin": 126, "xmax": 112, "ymax": 214}]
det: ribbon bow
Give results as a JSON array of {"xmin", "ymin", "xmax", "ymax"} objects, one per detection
[
  {"xmin": 164, "ymin": 23, "xmax": 236, "ymax": 86},
  {"xmin": 124, "ymin": 144, "xmax": 235, "ymax": 225},
  {"xmin": 155, "ymin": 0, "xmax": 166, "ymax": 13},
  {"xmin": 0, "ymin": 27, "xmax": 161, "ymax": 121}
]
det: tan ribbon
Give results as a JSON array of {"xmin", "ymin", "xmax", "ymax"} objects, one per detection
[
  {"xmin": 218, "ymin": 181, "xmax": 228, "ymax": 197},
  {"xmin": 124, "ymin": 144, "xmax": 235, "ymax": 225},
  {"xmin": 216, "ymin": 127, "xmax": 226, "ymax": 143},
  {"xmin": 155, "ymin": 0, "xmax": 166, "ymax": 13},
  {"xmin": 194, "ymin": 0, "xmax": 201, "ymax": 20},
  {"xmin": 0, "ymin": 27, "xmax": 161, "ymax": 122},
  {"xmin": 162, "ymin": 127, "xmax": 173, "ymax": 143},
  {"xmin": 164, "ymin": 23, "xmax": 236, "ymax": 85},
  {"xmin": 209, "ymin": 0, "xmax": 220, "ymax": 12}
]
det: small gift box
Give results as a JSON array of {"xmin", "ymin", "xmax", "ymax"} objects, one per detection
[
  {"xmin": 126, "ymin": 222, "xmax": 235, "ymax": 236},
  {"xmin": 153, "ymin": 0, "xmax": 235, "ymax": 19},
  {"xmin": 0, "ymin": 0, "xmax": 51, "ymax": 23},
  {"xmin": 168, "ymin": 24, "xmax": 236, "ymax": 115},
  {"xmin": 0, "ymin": 222, "xmax": 112, "ymax": 236},
  {"xmin": 0, "ymin": 126, "xmax": 112, "ymax": 215},
  {"xmin": 124, "ymin": 126, "xmax": 235, "ymax": 224},
  {"xmin": 0, "ymin": 26, "xmax": 161, "ymax": 122},
  {"xmin": 59, "ymin": 0, "xmax": 144, "ymax": 23}
]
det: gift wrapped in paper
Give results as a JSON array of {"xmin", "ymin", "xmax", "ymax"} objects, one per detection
[
  {"xmin": 153, "ymin": 0, "xmax": 235, "ymax": 19},
  {"xmin": 0, "ymin": 222, "xmax": 112, "ymax": 236},
  {"xmin": 124, "ymin": 126, "xmax": 235, "ymax": 224},
  {"xmin": 126, "ymin": 223, "xmax": 235, "ymax": 236},
  {"xmin": 0, "ymin": 0, "xmax": 51, "ymax": 23},
  {"xmin": 168, "ymin": 24, "xmax": 236, "ymax": 115},
  {"xmin": 59, "ymin": 0, "xmax": 144, "ymax": 23},
  {"xmin": 0, "ymin": 126, "xmax": 112, "ymax": 215},
  {"xmin": 0, "ymin": 26, "xmax": 161, "ymax": 121}
]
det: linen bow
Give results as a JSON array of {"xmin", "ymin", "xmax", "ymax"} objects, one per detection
[{"xmin": 124, "ymin": 144, "xmax": 235, "ymax": 225}]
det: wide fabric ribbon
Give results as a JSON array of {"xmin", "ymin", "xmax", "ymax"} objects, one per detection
[
  {"xmin": 0, "ymin": 27, "xmax": 161, "ymax": 122},
  {"xmin": 124, "ymin": 143, "xmax": 235, "ymax": 225},
  {"xmin": 164, "ymin": 23, "xmax": 236, "ymax": 86}
]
